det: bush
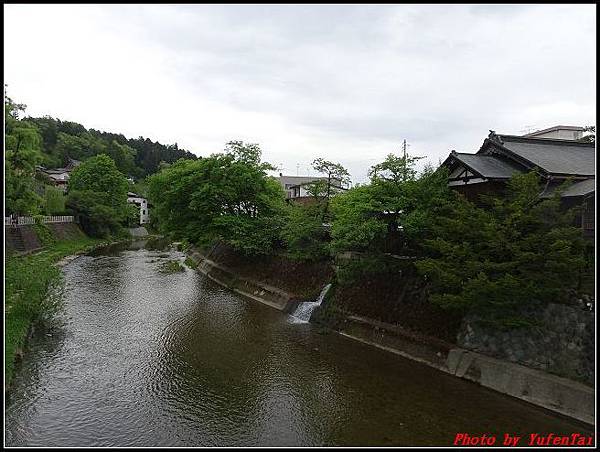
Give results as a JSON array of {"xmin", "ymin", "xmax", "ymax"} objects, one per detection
[
  {"xmin": 32, "ymin": 219, "xmax": 56, "ymax": 247},
  {"xmin": 416, "ymin": 173, "xmax": 586, "ymax": 328},
  {"xmin": 281, "ymin": 203, "xmax": 330, "ymax": 262}
]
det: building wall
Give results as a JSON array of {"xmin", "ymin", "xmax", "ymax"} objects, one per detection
[
  {"xmin": 529, "ymin": 129, "xmax": 584, "ymax": 140},
  {"xmin": 127, "ymin": 196, "xmax": 150, "ymax": 224}
]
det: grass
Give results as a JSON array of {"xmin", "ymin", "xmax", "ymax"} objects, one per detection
[
  {"xmin": 158, "ymin": 260, "xmax": 185, "ymax": 274},
  {"xmin": 184, "ymin": 256, "xmax": 198, "ymax": 269},
  {"xmin": 5, "ymin": 235, "xmax": 107, "ymax": 386}
]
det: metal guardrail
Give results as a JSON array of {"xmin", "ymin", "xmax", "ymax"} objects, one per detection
[{"xmin": 4, "ymin": 215, "xmax": 74, "ymax": 227}]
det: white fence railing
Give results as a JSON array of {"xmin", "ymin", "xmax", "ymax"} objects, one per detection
[{"xmin": 5, "ymin": 216, "xmax": 74, "ymax": 227}]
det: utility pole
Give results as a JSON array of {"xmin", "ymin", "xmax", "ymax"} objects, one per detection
[{"xmin": 402, "ymin": 139, "xmax": 408, "ymax": 181}]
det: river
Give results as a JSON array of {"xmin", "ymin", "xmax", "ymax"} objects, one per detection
[{"xmin": 4, "ymin": 239, "xmax": 592, "ymax": 447}]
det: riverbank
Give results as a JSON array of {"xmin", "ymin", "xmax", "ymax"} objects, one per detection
[
  {"xmin": 183, "ymin": 244, "xmax": 595, "ymax": 426},
  {"xmin": 4, "ymin": 229, "xmax": 128, "ymax": 388}
]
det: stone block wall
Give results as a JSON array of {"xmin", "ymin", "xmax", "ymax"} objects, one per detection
[{"xmin": 458, "ymin": 303, "xmax": 594, "ymax": 386}]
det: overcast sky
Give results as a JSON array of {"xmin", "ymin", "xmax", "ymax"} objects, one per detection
[{"xmin": 4, "ymin": 4, "xmax": 596, "ymax": 183}]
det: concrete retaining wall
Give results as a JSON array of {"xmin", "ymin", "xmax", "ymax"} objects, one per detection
[
  {"xmin": 332, "ymin": 315, "xmax": 594, "ymax": 426},
  {"xmin": 186, "ymin": 247, "xmax": 300, "ymax": 313},
  {"xmin": 447, "ymin": 349, "xmax": 595, "ymax": 426}
]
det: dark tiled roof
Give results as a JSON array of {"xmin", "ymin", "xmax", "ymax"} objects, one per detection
[
  {"xmin": 495, "ymin": 135, "xmax": 595, "ymax": 176},
  {"xmin": 561, "ymin": 178, "xmax": 595, "ymax": 197},
  {"xmin": 452, "ymin": 153, "xmax": 524, "ymax": 179},
  {"xmin": 540, "ymin": 178, "xmax": 596, "ymax": 198}
]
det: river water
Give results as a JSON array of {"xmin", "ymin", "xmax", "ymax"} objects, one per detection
[{"xmin": 4, "ymin": 240, "xmax": 592, "ymax": 447}]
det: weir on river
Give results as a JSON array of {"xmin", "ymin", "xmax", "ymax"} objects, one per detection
[
  {"xmin": 290, "ymin": 283, "xmax": 332, "ymax": 323},
  {"xmin": 4, "ymin": 239, "xmax": 592, "ymax": 447}
]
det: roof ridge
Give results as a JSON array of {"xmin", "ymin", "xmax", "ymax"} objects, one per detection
[{"xmin": 498, "ymin": 134, "xmax": 594, "ymax": 146}]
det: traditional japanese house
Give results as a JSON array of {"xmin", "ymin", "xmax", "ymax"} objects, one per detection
[{"xmin": 441, "ymin": 130, "xmax": 595, "ymax": 239}]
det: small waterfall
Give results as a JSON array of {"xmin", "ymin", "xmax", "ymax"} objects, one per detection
[{"xmin": 290, "ymin": 283, "xmax": 332, "ymax": 324}]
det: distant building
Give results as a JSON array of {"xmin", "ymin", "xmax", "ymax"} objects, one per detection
[
  {"xmin": 127, "ymin": 192, "xmax": 150, "ymax": 224},
  {"xmin": 278, "ymin": 174, "xmax": 347, "ymax": 203},
  {"xmin": 440, "ymin": 130, "xmax": 595, "ymax": 239},
  {"xmin": 523, "ymin": 125, "xmax": 586, "ymax": 141},
  {"xmin": 37, "ymin": 158, "xmax": 82, "ymax": 191}
]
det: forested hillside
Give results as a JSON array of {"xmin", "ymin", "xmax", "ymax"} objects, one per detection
[
  {"xmin": 5, "ymin": 90, "xmax": 197, "ymax": 217},
  {"xmin": 26, "ymin": 115, "xmax": 197, "ymax": 177}
]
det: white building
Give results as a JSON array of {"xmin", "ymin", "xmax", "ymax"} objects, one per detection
[
  {"xmin": 523, "ymin": 125, "xmax": 586, "ymax": 141},
  {"xmin": 278, "ymin": 174, "xmax": 347, "ymax": 201},
  {"xmin": 127, "ymin": 192, "xmax": 150, "ymax": 224}
]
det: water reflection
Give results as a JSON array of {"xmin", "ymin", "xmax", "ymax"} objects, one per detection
[{"xmin": 4, "ymin": 242, "xmax": 593, "ymax": 447}]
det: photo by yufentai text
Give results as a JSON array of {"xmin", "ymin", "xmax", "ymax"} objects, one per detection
[{"xmin": 453, "ymin": 432, "xmax": 594, "ymax": 447}]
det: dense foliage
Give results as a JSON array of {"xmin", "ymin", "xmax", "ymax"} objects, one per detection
[
  {"xmin": 330, "ymin": 155, "xmax": 451, "ymax": 256},
  {"xmin": 26, "ymin": 115, "xmax": 197, "ymax": 177},
  {"xmin": 66, "ymin": 154, "xmax": 131, "ymax": 237},
  {"xmin": 5, "ymin": 94, "xmax": 44, "ymax": 215},
  {"xmin": 415, "ymin": 173, "xmax": 586, "ymax": 327},
  {"xmin": 148, "ymin": 141, "xmax": 286, "ymax": 256}
]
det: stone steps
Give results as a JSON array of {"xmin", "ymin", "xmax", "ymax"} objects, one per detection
[{"xmin": 5, "ymin": 227, "xmax": 25, "ymax": 252}]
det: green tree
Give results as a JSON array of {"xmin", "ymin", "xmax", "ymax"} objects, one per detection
[
  {"xmin": 66, "ymin": 154, "xmax": 130, "ymax": 237},
  {"xmin": 68, "ymin": 154, "xmax": 129, "ymax": 206},
  {"xmin": 308, "ymin": 158, "xmax": 350, "ymax": 221},
  {"xmin": 148, "ymin": 143, "xmax": 286, "ymax": 255},
  {"xmin": 368, "ymin": 152, "xmax": 424, "ymax": 184},
  {"xmin": 415, "ymin": 172, "xmax": 585, "ymax": 328},
  {"xmin": 281, "ymin": 203, "xmax": 330, "ymax": 261},
  {"xmin": 44, "ymin": 186, "xmax": 66, "ymax": 215},
  {"xmin": 330, "ymin": 154, "xmax": 450, "ymax": 256},
  {"xmin": 105, "ymin": 140, "xmax": 137, "ymax": 176},
  {"xmin": 5, "ymin": 91, "xmax": 44, "ymax": 215}
]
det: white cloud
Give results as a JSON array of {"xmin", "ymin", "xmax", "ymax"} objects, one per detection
[{"xmin": 4, "ymin": 4, "xmax": 596, "ymax": 183}]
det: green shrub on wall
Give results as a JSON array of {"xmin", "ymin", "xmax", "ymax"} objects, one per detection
[{"xmin": 32, "ymin": 216, "xmax": 56, "ymax": 246}]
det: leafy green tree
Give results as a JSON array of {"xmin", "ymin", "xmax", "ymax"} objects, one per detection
[
  {"xmin": 281, "ymin": 203, "xmax": 330, "ymax": 261},
  {"xmin": 369, "ymin": 152, "xmax": 424, "ymax": 184},
  {"xmin": 66, "ymin": 190, "xmax": 123, "ymax": 238},
  {"xmin": 309, "ymin": 158, "xmax": 350, "ymax": 220},
  {"xmin": 330, "ymin": 154, "xmax": 450, "ymax": 256},
  {"xmin": 105, "ymin": 140, "xmax": 137, "ymax": 176},
  {"xmin": 68, "ymin": 154, "xmax": 129, "ymax": 206},
  {"xmin": 44, "ymin": 186, "xmax": 66, "ymax": 215},
  {"xmin": 5, "ymin": 91, "xmax": 44, "ymax": 215},
  {"xmin": 415, "ymin": 172, "xmax": 585, "ymax": 328},
  {"xmin": 124, "ymin": 203, "xmax": 141, "ymax": 227},
  {"xmin": 66, "ymin": 154, "xmax": 130, "ymax": 237},
  {"xmin": 148, "ymin": 142, "xmax": 286, "ymax": 255}
]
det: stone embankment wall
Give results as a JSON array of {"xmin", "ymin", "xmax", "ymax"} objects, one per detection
[{"xmin": 458, "ymin": 303, "xmax": 595, "ymax": 386}]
